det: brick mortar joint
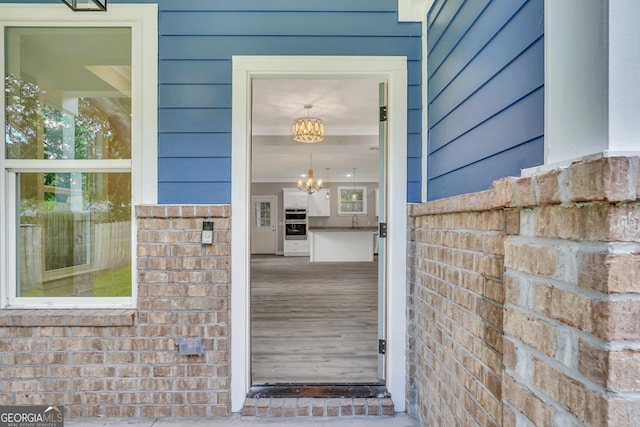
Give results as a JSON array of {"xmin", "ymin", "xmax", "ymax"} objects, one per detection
[
  {"xmin": 409, "ymin": 156, "xmax": 640, "ymax": 217},
  {"xmin": 135, "ymin": 204, "xmax": 231, "ymax": 220},
  {"xmin": 0, "ymin": 309, "xmax": 136, "ymax": 327},
  {"xmin": 503, "ymin": 349, "xmax": 639, "ymax": 407},
  {"xmin": 505, "ymin": 299, "xmax": 640, "ymax": 350}
]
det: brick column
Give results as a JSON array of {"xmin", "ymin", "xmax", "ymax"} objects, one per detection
[
  {"xmin": 503, "ymin": 157, "xmax": 640, "ymax": 426},
  {"xmin": 408, "ymin": 156, "xmax": 639, "ymax": 426},
  {"xmin": 136, "ymin": 205, "xmax": 231, "ymax": 418}
]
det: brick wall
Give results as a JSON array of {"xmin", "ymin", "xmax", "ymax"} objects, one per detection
[
  {"xmin": 408, "ymin": 156, "xmax": 640, "ymax": 426},
  {"xmin": 502, "ymin": 157, "xmax": 640, "ymax": 426},
  {"xmin": 0, "ymin": 205, "xmax": 231, "ymax": 418},
  {"xmin": 408, "ymin": 194, "xmax": 509, "ymax": 426}
]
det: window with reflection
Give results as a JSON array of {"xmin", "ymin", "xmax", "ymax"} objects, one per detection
[{"xmin": 5, "ymin": 27, "xmax": 133, "ymax": 300}]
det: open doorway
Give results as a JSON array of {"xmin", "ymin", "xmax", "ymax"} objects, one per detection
[
  {"xmin": 250, "ymin": 78, "xmax": 383, "ymax": 385},
  {"xmin": 230, "ymin": 56, "xmax": 407, "ymax": 412}
]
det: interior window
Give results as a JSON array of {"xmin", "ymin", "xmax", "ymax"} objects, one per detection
[{"xmin": 338, "ymin": 186, "xmax": 368, "ymax": 215}]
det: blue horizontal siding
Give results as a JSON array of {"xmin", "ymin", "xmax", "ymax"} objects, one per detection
[
  {"xmin": 426, "ymin": 0, "xmax": 446, "ymax": 30},
  {"xmin": 429, "ymin": 37, "xmax": 544, "ymax": 152},
  {"xmin": 158, "ymin": 109, "xmax": 231, "ymax": 133},
  {"xmin": 158, "ymin": 158, "xmax": 231, "ymax": 182},
  {"xmin": 408, "ymin": 85, "xmax": 423, "ymax": 110},
  {"xmin": 159, "ymin": 60, "xmax": 231, "ymax": 84},
  {"xmin": 155, "ymin": 0, "xmax": 397, "ymax": 12},
  {"xmin": 407, "ymin": 60, "xmax": 422, "ymax": 87},
  {"xmin": 0, "ymin": 0, "xmax": 422, "ymax": 204},
  {"xmin": 429, "ymin": 87, "xmax": 543, "ymax": 179},
  {"xmin": 428, "ymin": 137, "xmax": 543, "ymax": 200},
  {"xmin": 159, "ymin": 133, "xmax": 231, "ymax": 158},
  {"xmin": 427, "ymin": 0, "xmax": 490, "ymax": 75},
  {"xmin": 407, "ymin": 134, "xmax": 422, "ymax": 158},
  {"xmin": 429, "ymin": 2, "xmax": 544, "ymax": 126},
  {"xmin": 428, "ymin": 0, "xmax": 529, "ymax": 97},
  {"xmin": 160, "ymin": 12, "xmax": 418, "ymax": 37},
  {"xmin": 159, "ymin": 36, "xmax": 421, "ymax": 60},
  {"xmin": 15, "ymin": 0, "xmax": 398, "ymax": 10},
  {"xmin": 155, "ymin": 1, "xmax": 421, "ymax": 204},
  {"xmin": 407, "ymin": 110, "xmax": 422, "ymax": 135},
  {"xmin": 407, "ymin": 181, "xmax": 422, "ymax": 203},
  {"xmin": 158, "ymin": 182, "xmax": 230, "ymax": 204},
  {"xmin": 159, "ymin": 85, "xmax": 231, "ymax": 109},
  {"xmin": 407, "ymin": 157, "xmax": 423, "ymax": 183},
  {"xmin": 426, "ymin": 0, "xmax": 544, "ymax": 201},
  {"xmin": 427, "ymin": 0, "xmax": 464, "ymax": 51}
]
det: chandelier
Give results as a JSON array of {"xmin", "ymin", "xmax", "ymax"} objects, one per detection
[
  {"xmin": 292, "ymin": 104, "xmax": 324, "ymax": 143},
  {"xmin": 298, "ymin": 154, "xmax": 323, "ymax": 194}
]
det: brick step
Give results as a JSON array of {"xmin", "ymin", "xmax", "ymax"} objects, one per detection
[{"xmin": 242, "ymin": 396, "xmax": 395, "ymax": 418}]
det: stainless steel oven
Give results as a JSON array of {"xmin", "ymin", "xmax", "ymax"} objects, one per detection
[{"xmin": 285, "ymin": 209, "xmax": 307, "ymax": 240}]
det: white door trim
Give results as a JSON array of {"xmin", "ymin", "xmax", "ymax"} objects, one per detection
[{"xmin": 231, "ymin": 56, "xmax": 408, "ymax": 413}]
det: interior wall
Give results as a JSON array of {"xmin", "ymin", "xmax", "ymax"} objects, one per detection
[{"xmin": 251, "ymin": 182, "xmax": 379, "ymax": 254}]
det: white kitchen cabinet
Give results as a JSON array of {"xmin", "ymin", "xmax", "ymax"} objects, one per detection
[
  {"xmin": 283, "ymin": 188, "xmax": 308, "ymax": 209},
  {"xmin": 284, "ymin": 239, "xmax": 309, "ymax": 256},
  {"xmin": 308, "ymin": 189, "xmax": 330, "ymax": 217},
  {"xmin": 308, "ymin": 229, "xmax": 375, "ymax": 262}
]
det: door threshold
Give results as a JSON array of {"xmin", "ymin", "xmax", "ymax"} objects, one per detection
[{"xmin": 247, "ymin": 383, "xmax": 390, "ymax": 399}]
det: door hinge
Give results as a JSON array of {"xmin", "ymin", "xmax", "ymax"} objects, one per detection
[
  {"xmin": 379, "ymin": 222, "xmax": 387, "ymax": 238},
  {"xmin": 378, "ymin": 339, "xmax": 386, "ymax": 355},
  {"xmin": 379, "ymin": 106, "xmax": 388, "ymax": 122}
]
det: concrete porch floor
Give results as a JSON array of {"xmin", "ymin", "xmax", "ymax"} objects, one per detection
[{"xmin": 65, "ymin": 413, "xmax": 418, "ymax": 426}]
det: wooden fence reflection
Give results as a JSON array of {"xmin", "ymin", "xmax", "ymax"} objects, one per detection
[{"xmin": 18, "ymin": 219, "xmax": 131, "ymax": 294}]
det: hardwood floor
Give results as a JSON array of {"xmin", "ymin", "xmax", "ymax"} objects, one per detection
[{"xmin": 250, "ymin": 255, "xmax": 380, "ymax": 384}]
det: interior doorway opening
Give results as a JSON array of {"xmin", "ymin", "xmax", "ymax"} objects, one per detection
[
  {"xmin": 230, "ymin": 56, "xmax": 407, "ymax": 413},
  {"xmin": 249, "ymin": 78, "xmax": 384, "ymax": 388}
]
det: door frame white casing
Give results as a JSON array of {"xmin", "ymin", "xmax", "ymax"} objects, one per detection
[{"xmin": 231, "ymin": 56, "xmax": 408, "ymax": 413}]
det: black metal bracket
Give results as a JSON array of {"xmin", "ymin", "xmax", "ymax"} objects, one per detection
[
  {"xmin": 379, "ymin": 106, "xmax": 388, "ymax": 122},
  {"xmin": 379, "ymin": 222, "xmax": 387, "ymax": 238},
  {"xmin": 379, "ymin": 339, "xmax": 386, "ymax": 355}
]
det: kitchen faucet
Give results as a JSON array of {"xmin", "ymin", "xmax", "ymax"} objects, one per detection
[{"xmin": 352, "ymin": 214, "xmax": 359, "ymax": 228}]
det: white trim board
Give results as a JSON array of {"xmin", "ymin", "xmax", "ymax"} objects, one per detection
[
  {"xmin": 398, "ymin": 0, "xmax": 433, "ymax": 22},
  {"xmin": 231, "ymin": 56, "xmax": 408, "ymax": 413}
]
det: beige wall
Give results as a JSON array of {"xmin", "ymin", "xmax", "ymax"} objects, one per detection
[{"xmin": 252, "ymin": 182, "xmax": 379, "ymax": 253}]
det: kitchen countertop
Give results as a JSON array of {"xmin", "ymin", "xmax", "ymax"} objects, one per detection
[{"xmin": 308, "ymin": 226, "xmax": 378, "ymax": 232}]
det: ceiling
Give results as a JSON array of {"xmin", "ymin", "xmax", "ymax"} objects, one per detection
[{"xmin": 251, "ymin": 78, "xmax": 383, "ymax": 183}]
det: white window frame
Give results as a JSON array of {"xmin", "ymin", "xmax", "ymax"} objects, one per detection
[
  {"xmin": 0, "ymin": 4, "xmax": 158, "ymax": 309},
  {"xmin": 337, "ymin": 185, "xmax": 368, "ymax": 215}
]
